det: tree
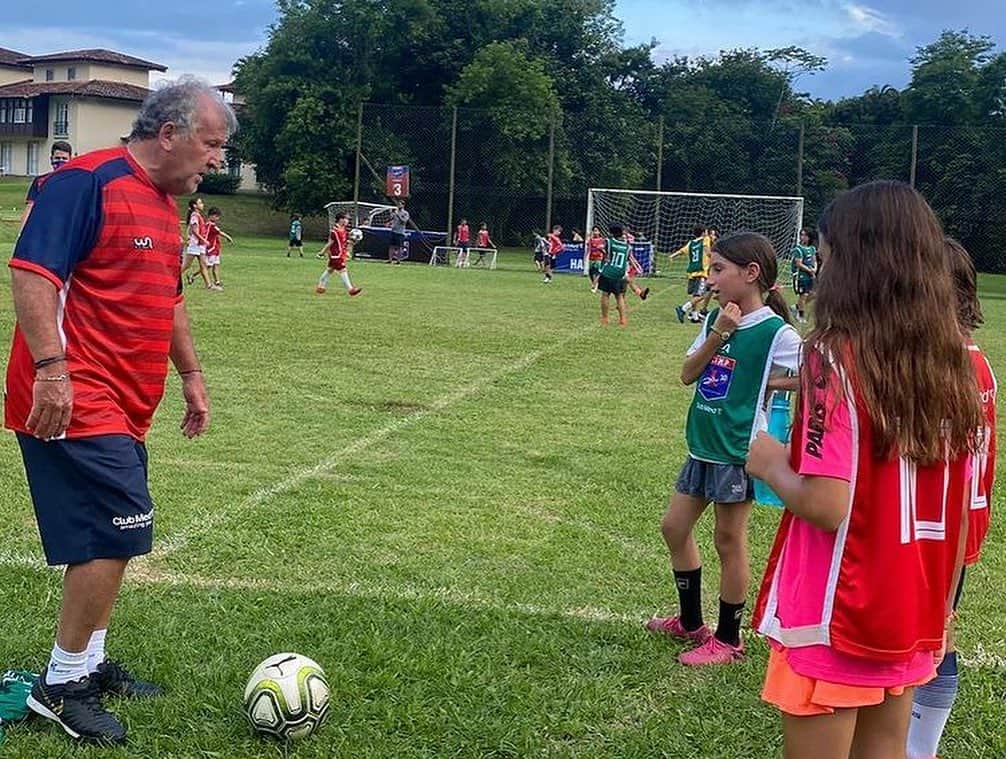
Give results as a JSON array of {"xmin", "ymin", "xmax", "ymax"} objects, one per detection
[
  {"xmin": 233, "ymin": 0, "xmax": 433, "ymax": 212},
  {"xmin": 903, "ymin": 30, "xmax": 996, "ymax": 124}
]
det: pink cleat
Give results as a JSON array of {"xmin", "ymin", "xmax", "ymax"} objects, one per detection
[
  {"xmin": 645, "ymin": 615, "xmax": 712, "ymax": 644},
  {"xmin": 348, "ymin": 287, "xmax": 362, "ymax": 296},
  {"xmin": 678, "ymin": 635, "xmax": 744, "ymax": 666}
]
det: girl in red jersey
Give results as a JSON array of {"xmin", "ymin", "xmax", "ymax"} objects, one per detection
[
  {"xmin": 905, "ymin": 237, "xmax": 997, "ymax": 759},
  {"xmin": 315, "ymin": 212, "xmax": 361, "ymax": 296},
  {"xmin": 544, "ymin": 225, "xmax": 562, "ymax": 283},
  {"xmin": 747, "ymin": 182, "xmax": 984, "ymax": 759},
  {"xmin": 587, "ymin": 226, "xmax": 605, "ymax": 292},
  {"xmin": 181, "ymin": 197, "xmax": 217, "ymax": 291}
]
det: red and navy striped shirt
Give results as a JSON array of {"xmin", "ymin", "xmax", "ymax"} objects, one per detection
[{"xmin": 6, "ymin": 146, "xmax": 184, "ymax": 441}]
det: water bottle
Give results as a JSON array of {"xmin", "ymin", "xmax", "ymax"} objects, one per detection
[{"xmin": 753, "ymin": 390, "xmax": 792, "ymax": 508}]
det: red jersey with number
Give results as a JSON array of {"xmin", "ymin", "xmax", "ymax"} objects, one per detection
[
  {"xmin": 329, "ymin": 225, "xmax": 348, "ymax": 262},
  {"xmin": 547, "ymin": 233, "xmax": 563, "ymax": 255},
  {"xmin": 456, "ymin": 224, "xmax": 470, "ymax": 243},
  {"xmin": 588, "ymin": 236, "xmax": 605, "ymax": 261},
  {"xmin": 477, "ymin": 230, "xmax": 491, "ymax": 247},
  {"xmin": 205, "ymin": 221, "xmax": 221, "ymax": 255},
  {"xmin": 754, "ymin": 349, "xmax": 969, "ymax": 663},
  {"xmin": 6, "ymin": 146, "xmax": 184, "ymax": 442},
  {"xmin": 965, "ymin": 342, "xmax": 997, "ymax": 565}
]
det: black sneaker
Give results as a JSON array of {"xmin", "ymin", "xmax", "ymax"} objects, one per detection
[
  {"xmin": 640, "ymin": 287, "xmax": 650, "ymax": 301},
  {"xmin": 93, "ymin": 660, "xmax": 163, "ymax": 699},
  {"xmin": 27, "ymin": 674, "xmax": 126, "ymax": 744}
]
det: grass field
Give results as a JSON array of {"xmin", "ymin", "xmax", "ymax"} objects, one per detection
[{"xmin": 0, "ymin": 180, "xmax": 1003, "ymax": 757}]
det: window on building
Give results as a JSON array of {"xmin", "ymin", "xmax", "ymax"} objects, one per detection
[
  {"xmin": 27, "ymin": 143, "xmax": 39, "ymax": 175},
  {"xmin": 13, "ymin": 100, "xmax": 26, "ymax": 124},
  {"xmin": 54, "ymin": 103, "xmax": 70, "ymax": 137},
  {"xmin": 45, "ymin": 69, "xmax": 54, "ymax": 82},
  {"xmin": 26, "ymin": 100, "xmax": 33, "ymax": 124},
  {"xmin": 67, "ymin": 67, "xmax": 76, "ymax": 81},
  {"xmin": 0, "ymin": 100, "xmax": 9, "ymax": 124},
  {"xmin": 0, "ymin": 143, "xmax": 12, "ymax": 173}
]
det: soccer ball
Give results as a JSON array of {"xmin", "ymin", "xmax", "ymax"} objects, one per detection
[
  {"xmin": 349, "ymin": 228, "xmax": 364, "ymax": 242},
  {"xmin": 243, "ymin": 653, "xmax": 330, "ymax": 741}
]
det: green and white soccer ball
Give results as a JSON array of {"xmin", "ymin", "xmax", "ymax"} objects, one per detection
[{"xmin": 243, "ymin": 653, "xmax": 330, "ymax": 741}]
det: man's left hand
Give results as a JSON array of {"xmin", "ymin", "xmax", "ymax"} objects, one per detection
[{"xmin": 180, "ymin": 372, "xmax": 210, "ymax": 438}]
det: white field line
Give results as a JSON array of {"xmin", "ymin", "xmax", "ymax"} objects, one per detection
[
  {"xmin": 0, "ymin": 550, "xmax": 642, "ymax": 626},
  {"xmin": 3, "ymin": 550, "xmax": 1004, "ymax": 667},
  {"xmin": 153, "ymin": 286, "xmax": 667, "ymax": 560}
]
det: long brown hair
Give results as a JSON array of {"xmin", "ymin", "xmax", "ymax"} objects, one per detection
[
  {"xmin": 811, "ymin": 181, "xmax": 982, "ymax": 463},
  {"xmin": 713, "ymin": 232, "xmax": 794, "ymax": 325},
  {"xmin": 946, "ymin": 237, "xmax": 984, "ymax": 334}
]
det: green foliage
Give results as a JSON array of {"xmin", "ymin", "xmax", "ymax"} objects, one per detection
[
  {"xmin": 905, "ymin": 30, "xmax": 997, "ymax": 124},
  {"xmin": 233, "ymin": 4, "xmax": 1006, "ymax": 269},
  {"xmin": 196, "ymin": 172, "xmax": 241, "ymax": 195}
]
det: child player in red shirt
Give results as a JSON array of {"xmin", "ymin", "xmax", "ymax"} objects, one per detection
[
  {"xmin": 203, "ymin": 206, "xmax": 233, "ymax": 289},
  {"xmin": 747, "ymin": 182, "xmax": 984, "ymax": 757},
  {"xmin": 905, "ymin": 237, "xmax": 997, "ymax": 759},
  {"xmin": 472, "ymin": 222, "xmax": 495, "ymax": 266},
  {"xmin": 315, "ymin": 212, "xmax": 362, "ymax": 297}
]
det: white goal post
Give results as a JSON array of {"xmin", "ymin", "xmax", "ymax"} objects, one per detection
[
  {"xmin": 430, "ymin": 246, "xmax": 498, "ymax": 269},
  {"xmin": 325, "ymin": 201, "xmax": 397, "ymax": 229},
  {"xmin": 585, "ymin": 188, "xmax": 804, "ymax": 276}
]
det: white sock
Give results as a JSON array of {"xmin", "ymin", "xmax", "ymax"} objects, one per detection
[
  {"xmin": 681, "ymin": 301, "xmax": 693, "ymax": 312},
  {"xmin": 907, "ymin": 704, "xmax": 953, "ymax": 758},
  {"xmin": 318, "ymin": 270, "xmax": 331, "ymax": 288},
  {"xmin": 46, "ymin": 642, "xmax": 88, "ymax": 685},
  {"xmin": 339, "ymin": 270, "xmax": 353, "ymax": 290},
  {"xmin": 907, "ymin": 652, "xmax": 958, "ymax": 758},
  {"xmin": 86, "ymin": 628, "xmax": 107, "ymax": 674}
]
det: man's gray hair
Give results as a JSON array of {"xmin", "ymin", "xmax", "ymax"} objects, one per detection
[{"xmin": 130, "ymin": 76, "xmax": 238, "ymax": 141}]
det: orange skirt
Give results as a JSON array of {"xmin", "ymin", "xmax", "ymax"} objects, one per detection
[{"xmin": 762, "ymin": 648, "xmax": 934, "ymax": 716}]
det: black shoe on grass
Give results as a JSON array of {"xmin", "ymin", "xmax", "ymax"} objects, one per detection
[
  {"xmin": 94, "ymin": 660, "xmax": 164, "ymax": 699},
  {"xmin": 27, "ymin": 674, "xmax": 126, "ymax": 745}
]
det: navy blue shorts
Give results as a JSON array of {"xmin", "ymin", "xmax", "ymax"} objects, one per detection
[
  {"xmin": 675, "ymin": 456, "xmax": 754, "ymax": 504},
  {"xmin": 16, "ymin": 433, "xmax": 154, "ymax": 566}
]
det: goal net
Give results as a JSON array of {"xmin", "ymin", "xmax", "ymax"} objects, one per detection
[
  {"xmin": 585, "ymin": 189, "xmax": 804, "ymax": 276},
  {"xmin": 325, "ymin": 201, "xmax": 397, "ymax": 229}
]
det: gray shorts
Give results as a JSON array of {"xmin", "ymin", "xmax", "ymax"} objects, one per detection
[{"xmin": 675, "ymin": 456, "xmax": 754, "ymax": 504}]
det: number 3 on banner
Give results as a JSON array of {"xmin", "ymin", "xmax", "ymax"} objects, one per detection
[
  {"xmin": 392, "ymin": 183, "xmax": 402, "ymax": 196},
  {"xmin": 899, "ymin": 457, "xmax": 948, "ymax": 544}
]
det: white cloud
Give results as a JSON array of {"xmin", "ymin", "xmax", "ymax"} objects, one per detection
[
  {"xmin": 3, "ymin": 27, "xmax": 264, "ymax": 89},
  {"xmin": 147, "ymin": 36, "xmax": 265, "ymax": 87},
  {"xmin": 843, "ymin": 3, "xmax": 902, "ymax": 38}
]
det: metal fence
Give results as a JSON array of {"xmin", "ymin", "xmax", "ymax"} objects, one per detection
[{"xmin": 354, "ymin": 103, "xmax": 1006, "ymax": 272}]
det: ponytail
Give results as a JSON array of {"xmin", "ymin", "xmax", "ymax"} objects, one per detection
[{"xmin": 766, "ymin": 286, "xmax": 795, "ymax": 326}]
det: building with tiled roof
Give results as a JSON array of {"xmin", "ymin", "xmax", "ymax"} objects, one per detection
[
  {"xmin": 0, "ymin": 47, "xmax": 32, "ymax": 86},
  {"xmin": 0, "ymin": 46, "xmax": 164, "ymax": 176},
  {"xmin": 18, "ymin": 49, "xmax": 167, "ymax": 72}
]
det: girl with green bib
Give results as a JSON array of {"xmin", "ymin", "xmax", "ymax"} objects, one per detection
[{"xmin": 647, "ymin": 232, "xmax": 801, "ymax": 666}]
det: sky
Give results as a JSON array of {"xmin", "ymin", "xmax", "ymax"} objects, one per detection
[
  {"xmin": 1, "ymin": 1, "xmax": 1002, "ymax": 101},
  {"xmin": 616, "ymin": 0, "xmax": 1005, "ymax": 99}
]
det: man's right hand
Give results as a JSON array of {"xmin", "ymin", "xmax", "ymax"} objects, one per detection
[{"xmin": 26, "ymin": 368, "xmax": 73, "ymax": 440}]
